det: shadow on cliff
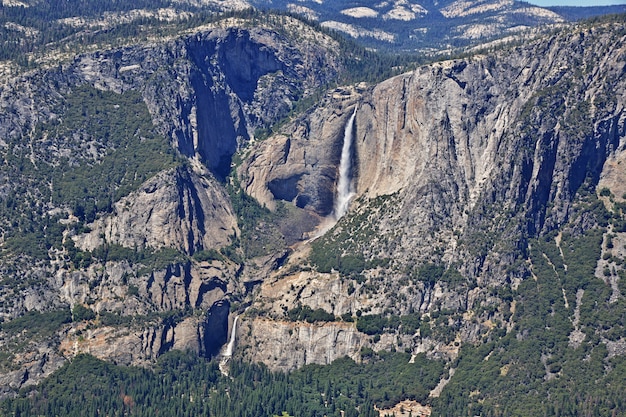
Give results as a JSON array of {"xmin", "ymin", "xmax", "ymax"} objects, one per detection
[{"xmin": 185, "ymin": 29, "xmax": 286, "ymax": 180}]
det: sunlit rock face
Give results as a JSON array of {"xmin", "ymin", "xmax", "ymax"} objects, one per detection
[{"xmin": 237, "ymin": 21, "xmax": 626, "ymax": 370}]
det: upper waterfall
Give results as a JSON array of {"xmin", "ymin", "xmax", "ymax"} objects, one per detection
[{"xmin": 334, "ymin": 106, "xmax": 357, "ymax": 220}]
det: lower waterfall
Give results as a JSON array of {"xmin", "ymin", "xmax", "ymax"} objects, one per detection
[{"xmin": 219, "ymin": 315, "xmax": 238, "ymax": 376}]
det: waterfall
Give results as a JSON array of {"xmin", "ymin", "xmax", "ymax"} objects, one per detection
[
  {"xmin": 334, "ymin": 106, "xmax": 357, "ymax": 220},
  {"xmin": 224, "ymin": 315, "xmax": 238, "ymax": 357},
  {"xmin": 219, "ymin": 315, "xmax": 238, "ymax": 376}
]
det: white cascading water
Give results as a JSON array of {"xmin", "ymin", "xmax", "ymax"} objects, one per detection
[
  {"xmin": 219, "ymin": 315, "xmax": 238, "ymax": 376},
  {"xmin": 334, "ymin": 106, "xmax": 357, "ymax": 220},
  {"xmin": 224, "ymin": 315, "xmax": 238, "ymax": 357}
]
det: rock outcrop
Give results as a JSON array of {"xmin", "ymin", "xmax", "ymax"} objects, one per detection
[
  {"xmin": 75, "ymin": 166, "xmax": 236, "ymax": 255},
  {"xmin": 142, "ymin": 21, "xmax": 342, "ymax": 178},
  {"xmin": 0, "ymin": 15, "xmax": 343, "ymax": 392},
  {"xmin": 249, "ymin": 0, "xmax": 570, "ymax": 52},
  {"xmin": 241, "ymin": 85, "xmax": 364, "ymax": 217},
  {"xmin": 237, "ymin": 20, "xmax": 626, "ymax": 369},
  {"xmin": 240, "ymin": 318, "xmax": 364, "ymax": 371},
  {"xmin": 1, "ymin": 9, "xmax": 626, "ymax": 400},
  {"xmin": 244, "ymin": 20, "xmax": 626, "ymax": 275}
]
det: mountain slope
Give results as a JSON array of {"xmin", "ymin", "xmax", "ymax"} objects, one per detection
[
  {"xmin": 0, "ymin": 7, "xmax": 625, "ymax": 417},
  {"xmin": 238, "ymin": 15, "xmax": 626, "ymax": 414},
  {"xmin": 249, "ymin": 0, "xmax": 576, "ymax": 51},
  {"xmin": 0, "ymin": 13, "xmax": 344, "ymax": 393},
  {"xmin": 2, "ymin": 0, "xmax": 623, "ymax": 59}
]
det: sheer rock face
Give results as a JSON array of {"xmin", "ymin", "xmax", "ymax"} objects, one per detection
[
  {"xmin": 246, "ymin": 21, "xmax": 626, "ymax": 272},
  {"xmin": 241, "ymin": 87, "xmax": 362, "ymax": 217},
  {"xmin": 1, "ymin": 15, "xmax": 626, "ymax": 391},
  {"xmin": 142, "ymin": 23, "xmax": 342, "ymax": 179},
  {"xmin": 237, "ymin": 22, "xmax": 626, "ymax": 370},
  {"xmin": 350, "ymin": 24, "xmax": 626, "ymax": 273},
  {"xmin": 0, "ymin": 19, "xmax": 343, "ymax": 392},
  {"xmin": 74, "ymin": 166, "xmax": 236, "ymax": 255},
  {"xmin": 0, "ymin": 19, "xmax": 342, "ymax": 177},
  {"xmin": 240, "ymin": 318, "xmax": 364, "ymax": 371}
]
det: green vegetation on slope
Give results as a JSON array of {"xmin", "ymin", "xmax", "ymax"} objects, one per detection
[
  {"xmin": 226, "ymin": 174, "xmax": 286, "ymax": 259},
  {"xmin": 309, "ymin": 194, "xmax": 395, "ymax": 276},
  {"xmin": 0, "ymin": 350, "xmax": 444, "ymax": 417},
  {"xmin": 432, "ymin": 192, "xmax": 626, "ymax": 416},
  {"xmin": 1, "ymin": 85, "xmax": 179, "ymax": 261},
  {"xmin": 49, "ymin": 85, "xmax": 180, "ymax": 221}
]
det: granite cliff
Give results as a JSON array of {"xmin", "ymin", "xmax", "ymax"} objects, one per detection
[
  {"xmin": 239, "ymin": 19, "xmax": 626, "ymax": 372},
  {"xmin": 0, "ymin": 14, "xmax": 343, "ymax": 392},
  {"xmin": 0, "ymin": 10, "xmax": 625, "ymax": 413}
]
